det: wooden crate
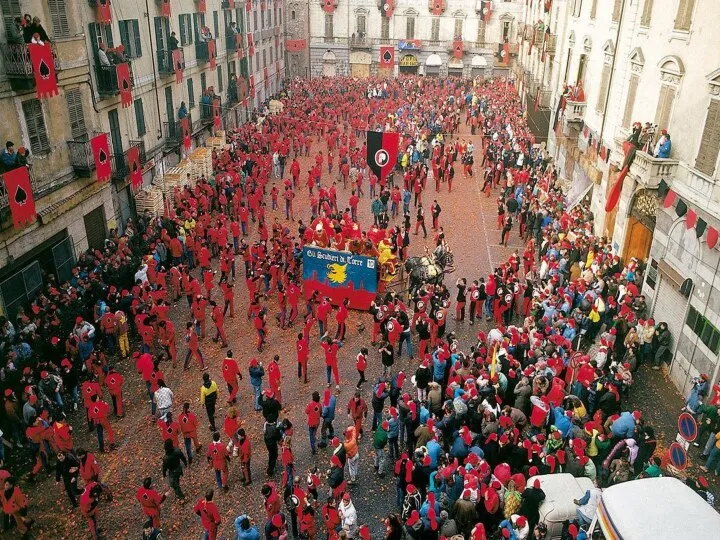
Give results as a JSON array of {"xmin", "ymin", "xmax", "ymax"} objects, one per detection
[{"xmin": 134, "ymin": 188, "xmax": 164, "ymax": 217}]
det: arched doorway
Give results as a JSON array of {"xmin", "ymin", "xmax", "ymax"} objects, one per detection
[
  {"xmin": 399, "ymin": 54, "xmax": 418, "ymax": 75},
  {"xmin": 323, "ymin": 50, "xmax": 337, "ymax": 77},
  {"xmin": 471, "ymin": 54, "xmax": 487, "ymax": 78},
  {"xmin": 622, "ymin": 189, "xmax": 658, "ymax": 263},
  {"xmin": 425, "ymin": 53, "xmax": 442, "ymax": 76}
]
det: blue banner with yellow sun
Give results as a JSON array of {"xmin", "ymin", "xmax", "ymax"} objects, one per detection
[{"xmin": 302, "ymin": 246, "xmax": 378, "ymax": 310}]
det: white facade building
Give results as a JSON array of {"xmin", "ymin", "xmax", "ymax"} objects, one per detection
[
  {"xmin": 516, "ymin": 0, "xmax": 720, "ymax": 396},
  {"xmin": 307, "ymin": 0, "xmax": 524, "ymax": 79}
]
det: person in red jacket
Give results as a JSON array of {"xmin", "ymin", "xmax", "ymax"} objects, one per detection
[
  {"xmin": 179, "ymin": 402, "xmax": 202, "ymax": 463},
  {"xmin": 136, "ymin": 477, "xmax": 166, "ymax": 528},
  {"xmin": 184, "ymin": 321, "xmax": 206, "ymax": 370},
  {"xmin": 1, "ymin": 476, "xmax": 31, "ymax": 536},
  {"xmin": 81, "ymin": 377, "xmax": 103, "ymax": 431},
  {"xmin": 316, "ymin": 296, "xmax": 332, "ymax": 336},
  {"xmin": 209, "ymin": 300, "xmax": 228, "ymax": 347},
  {"xmin": 268, "ymin": 354, "xmax": 283, "ymax": 406},
  {"xmin": 255, "ymin": 309, "xmax": 268, "ymax": 352},
  {"xmin": 104, "ymin": 366, "xmax": 125, "ymax": 418},
  {"xmin": 237, "ymin": 428, "xmax": 252, "ymax": 486},
  {"xmin": 88, "ymin": 395, "xmax": 115, "ymax": 452},
  {"xmin": 322, "ymin": 496, "xmax": 341, "ymax": 537},
  {"xmin": 221, "ymin": 350, "xmax": 242, "ymax": 403},
  {"xmin": 335, "ymin": 298, "xmax": 349, "ymax": 341},
  {"xmin": 191, "ymin": 295, "xmax": 208, "ymax": 338},
  {"xmin": 53, "ymin": 415, "xmax": 74, "ymax": 452},
  {"xmin": 193, "ymin": 489, "xmax": 222, "ymax": 540},
  {"xmin": 219, "ymin": 277, "xmax": 235, "ymax": 318},
  {"xmin": 158, "ymin": 412, "xmax": 181, "ymax": 449},
  {"xmin": 158, "ymin": 320, "xmax": 178, "ymax": 368},
  {"xmin": 321, "ymin": 337, "xmax": 342, "ymax": 388},
  {"xmin": 79, "ymin": 482, "xmax": 102, "ymax": 540},
  {"xmin": 305, "ymin": 391, "xmax": 322, "ymax": 455},
  {"xmin": 207, "ymin": 432, "xmax": 230, "ymax": 491},
  {"xmin": 296, "ymin": 333, "xmax": 309, "ymax": 384}
]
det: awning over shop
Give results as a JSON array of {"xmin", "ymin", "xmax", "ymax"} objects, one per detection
[{"xmin": 425, "ymin": 53, "xmax": 442, "ymax": 67}]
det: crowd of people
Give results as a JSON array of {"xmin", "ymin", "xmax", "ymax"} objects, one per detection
[{"xmin": 0, "ymin": 74, "xmax": 713, "ymax": 540}]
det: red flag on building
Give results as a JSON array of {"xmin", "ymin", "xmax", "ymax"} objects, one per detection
[
  {"xmin": 91, "ymin": 133, "xmax": 112, "ymax": 183},
  {"xmin": 161, "ymin": 0, "xmax": 171, "ymax": 17},
  {"xmin": 534, "ymin": 92, "xmax": 539, "ymax": 112},
  {"xmin": 213, "ymin": 99, "xmax": 221, "ymax": 129},
  {"xmin": 541, "ymin": 30, "xmax": 549, "ymax": 62},
  {"xmin": 246, "ymin": 0, "xmax": 252, "ymax": 11},
  {"xmin": 707, "ymin": 226, "xmax": 719, "ymax": 249},
  {"xmin": 228, "ymin": 0, "xmax": 236, "ymax": 7},
  {"xmin": 379, "ymin": 46, "xmax": 394, "ymax": 67},
  {"xmin": 248, "ymin": 34, "xmax": 255, "ymax": 56},
  {"xmin": 172, "ymin": 49, "xmax": 183, "ymax": 84},
  {"xmin": 605, "ymin": 167, "xmax": 628, "ymax": 212},
  {"xmin": 664, "ymin": 189, "xmax": 677, "ymax": 208},
  {"xmin": 382, "ymin": 0, "xmax": 394, "ymax": 17},
  {"xmin": 686, "ymin": 209, "xmax": 698, "ymax": 229},
  {"xmin": 208, "ymin": 39, "xmax": 217, "ymax": 69},
  {"xmin": 181, "ymin": 117, "xmax": 191, "ymax": 150},
  {"xmin": 197, "ymin": 0, "xmax": 207, "ymax": 13},
  {"xmin": 322, "ymin": 0, "xmax": 336, "ymax": 12},
  {"xmin": 261, "ymin": 0, "xmax": 266, "ymax": 10},
  {"xmin": 28, "ymin": 42, "xmax": 58, "ymax": 99},
  {"xmin": 430, "ymin": 0, "xmax": 443, "ymax": 16},
  {"xmin": 453, "ymin": 40, "xmax": 463, "ymax": 59},
  {"xmin": 97, "ymin": 0, "xmax": 112, "ymax": 24},
  {"xmin": 286, "ymin": 39, "xmax": 307, "ymax": 51},
  {"xmin": 127, "ymin": 145, "xmax": 142, "ymax": 189},
  {"xmin": 3, "ymin": 166, "xmax": 37, "ymax": 228},
  {"xmin": 116, "ymin": 63, "xmax": 132, "ymax": 108},
  {"xmin": 482, "ymin": 0, "xmax": 492, "ymax": 22},
  {"xmin": 249, "ymin": 75, "xmax": 256, "ymax": 97}
]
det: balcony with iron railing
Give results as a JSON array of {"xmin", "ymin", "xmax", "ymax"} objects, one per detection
[
  {"xmin": 157, "ymin": 47, "xmax": 184, "ymax": 75},
  {"xmin": 67, "ymin": 132, "xmax": 106, "ymax": 177},
  {"xmin": 111, "ymin": 140, "xmax": 146, "ymax": 182},
  {"xmin": 349, "ymin": 34, "xmax": 371, "ymax": 49},
  {"xmin": 195, "ymin": 39, "xmax": 216, "ymax": 63},
  {"xmin": 0, "ymin": 42, "xmax": 62, "ymax": 91},
  {"xmin": 546, "ymin": 33, "xmax": 557, "ymax": 54},
  {"xmin": 226, "ymin": 32, "xmax": 241, "ymax": 52},
  {"xmin": 96, "ymin": 62, "xmax": 135, "ymax": 97},
  {"xmin": 163, "ymin": 115, "xmax": 189, "ymax": 147},
  {"xmin": 564, "ymin": 100, "xmax": 586, "ymax": 123},
  {"xmin": 538, "ymin": 89, "xmax": 552, "ymax": 108}
]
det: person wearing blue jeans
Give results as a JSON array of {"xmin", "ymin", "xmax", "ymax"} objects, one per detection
[
  {"xmin": 249, "ymin": 358, "xmax": 264, "ymax": 411},
  {"xmin": 701, "ymin": 434, "xmax": 720, "ymax": 474},
  {"xmin": 398, "ymin": 328, "xmax": 414, "ymax": 359}
]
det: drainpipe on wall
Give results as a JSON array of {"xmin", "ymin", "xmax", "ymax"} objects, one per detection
[{"xmin": 144, "ymin": 0, "xmax": 164, "ymax": 142}]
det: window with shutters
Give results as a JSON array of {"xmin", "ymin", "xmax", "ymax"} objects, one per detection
[
  {"xmin": 454, "ymin": 18, "xmax": 463, "ymax": 39},
  {"xmin": 572, "ymin": 0, "xmax": 583, "ymax": 17},
  {"xmin": 431, "ymin": 18, "xmax": 440, "ymax": 41},
  {"xmin": 262, "ymin": 49, "xmax": 267, "ymax": 68},
  {"xmin": 596, "ymin": 63, "xmax": 611, "ymax": 112},
  {"xmin": 476, "ymin": 21, "xmax": 486, "ymax": 44},
  {"xmin": 200, "ymin": 72, "xmax": 207, "ymax": 92},
  {"xmin": 611, "ymin": 0, "xmax": 622, "ymax": 22},
  {"xmin": 590, "ymin": 0, "xmax": 598, "ymax": 19},
  {"xmin": 213, "ymin": 11, "xmax": 219, "ymax": 38},
  {"xmin": 357, "ymin": 15, "xmax": 366, "ymax": 35},
  {"xmin": 1, "ymin": 0, "xmax": 21, "ymax": 30},
  {"xmin": 65, "ymin": 88, "xmax": 87, "ymax": 140},
  {"xmin": 654, "ymin": 84, "xmax": 676, "ymax": 130},
  {"xmin": 119, "ymin": 20, "xmax": 143, "ymax": 58},
  {"xmin": 502, "ymin": 22, "xmax": 510, "ymax": 41},
  {"xmin": 22, "ymin": 99, "xmax": 50, "ymax": 155},
  {"xmin": 622, "ymin": 74, "xmax": 639, "ymax": 128},
  {"xmin": 325, "ymin": 13, "xmax": 333, "ymax": 39},
  {"xmin": 179, "ymin": 14, "xmax": 193, "ymax": 46},
  {"xmin": 218, "ymin": 66, "xmax": 223, "ymax": 93},
  {"xmin": 48, "ymin": 0, "xmax": 70, "ymax": 37},
  {"xmin": 695, "ymin": 100, "xmax": 720, "ymax": 177},
  {"xmin": 381, "ymin": 18, "xmax": 390, "ymax": 40},
  {"xmin": 187, "ymin": 78, "xmax": 195, "ymax": 109},
  {"xmin": 640, "ymin": 0, "xmax": 653, "ymax": 26},
  {"xmin": 253, "ymin": 11, "xmax": 258, "ymax": 31},
  {"xmin": 134, "ymin": 99, "xmax": 146, "ymax": 136},
  {"xmin": 406, "ymin": 17, "xmax": 415, "ymax": 40},
  {"xmin": 674, "ymin": 0, "xmax": 695, "ymax": 31}
]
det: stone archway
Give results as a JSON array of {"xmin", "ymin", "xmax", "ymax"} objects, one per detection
[{"xmin": 323, "ymin": 50, "xmax": 337, "ymax": 77}]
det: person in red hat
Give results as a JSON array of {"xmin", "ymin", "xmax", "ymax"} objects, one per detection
[
  {"xmin": 339, "ymin": 492, "xmax": 358, "ymax": 537},
  {"xmin": 322, "ymin": 495, "xmax": 341, "ymax": 536},
  {"xmin": 519, "ymin": 478, "xmax": 545, "ymax": 531},
  {"xmin": 193, "ymin": 489, "xmax": 222, "ymax": 540}
]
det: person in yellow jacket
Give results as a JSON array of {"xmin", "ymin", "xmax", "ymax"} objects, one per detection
[{"xmin": 200, "ymin": 372, "xmax": 219, "ymax": 432}]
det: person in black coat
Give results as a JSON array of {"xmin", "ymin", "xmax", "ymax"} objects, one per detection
[
  {"xmin": 55, "ymin": 451, "xmax": 81, "ymax": 506},
  {"xmin": 519, "ymin": 479, "xmax": 546, "ymax": 532}
]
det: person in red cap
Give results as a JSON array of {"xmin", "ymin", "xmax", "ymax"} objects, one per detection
[
  {"xmin": 322, "ymin": 496, "xmax": 341, "ymax": 536},
  {"xmin": 193, "ymin": 489, "xmax": 222, "ymax": 540},
  {"xmin": 321, "ymin": 336, "xmax": 342, "ymax": 388},
  {"xmin": 135, "ymin": 477, "xmax": 166, "ymax": 528},
  {"xmin": 79, "ymin": 481, "xmax": 102, "ymax": 540},
  {"xmin": 339, "ymin": 492, "xmax": 358, "ymax": 537},
  {"xmin": 209, "ymin": 300, "xmax": 228, "ymax": 347}
]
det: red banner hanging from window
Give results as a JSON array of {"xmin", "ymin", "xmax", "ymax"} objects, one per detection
[
  {"xmin": 116, "ymin": 62, "xmax": 132, "ymax": 108},
  {"xmin": 248, "ymin": 34, "xmax": 255, "ymax": 56},
  {"xmin": 127, "ymin": 145, "xmax": 142, "ymax": 189},
  {"xmin": 453, "ymin": 40, "xmax": 463, "ymax": 59},
  {"xmin": 261, "ymin": 0, "xmax": 266, "ymax": 10},
  {"xmin": 197, "ymin": 0, "xmax": 207, "ymax": 13},
  {"xmin": 430, "ymin": 0, "xmax": 443, "ymax": 16},
  {"xmin": 161, "ymin": 0, "xmax": 171, "ymax": 17},
  {"xmin": 28, "ymin": 42, "xmax": 58, "ymax": 99},
  {"xmin": 97, "ymin": 0, "xmax": 112, "ymax": 24},
  {"xmin": 228, "ymin": 0, "xmax": 236, "ymax": 7},
  {"xmin": 208, "ymin": 39, "xmax": 217, "ymax": 69},
  {"xmin": 286, "ymin": 39, "xmax": 307, "ymax": 51},
  {"xmin": 235, "ymin": 33, "xmax": 243, "ymax": 55},
  {"xmin": 213, "ymin": 99, "xmax": 221, "ymax": 129},
  {"xmin": 246, "ymin": 0, "xmax": 252, "ymax": 11},
  {"xmin": 3, "ymin": 166, "xmax": 37, "ymax": 229},
  {"xmin": 379, "ymin": 46, "xmax": 394, "ymax": 67},
  {"xmin": 172, "ymin": 49, "xmax": 183, "ymax": 84},
  {"xmin": 249, "ymin": 75, "xmax": 255, "ymax": 97},
  {"xmin": 181, "ymin": 117, "xmax": 191, "ymax": 150},
  {"xmin": 91, "ymin": 133, "xmax": 112, "ymax": 183},
  {"xmin": 482, "ymin": 0, "xmax": 491, "ymax": 22}
]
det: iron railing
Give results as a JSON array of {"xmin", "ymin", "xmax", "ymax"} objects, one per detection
[
  {"xmin": 163, "ymin": 115, "xmax": 191, "ymax": 146},
  {"xmin": 67, "ymin": 132, "xmax": 106, "ymax": 177},
  {"xmin": 158, "ymin": 47, "xmax": 184, "ymax": 74},
  {"xmin": 0, "ymin": 42, "xmax": 61, "ymax": 79},
  {"xmin": 195, "ymin": 39, "xmax": 215, "ymax": 62},
  {"xmin": 96, "ymin": 62, "xmax": 135, "ymax": 96},
  {"xmin": 111, "ymin": 140, "xmax": 146, "ymax": 181}
]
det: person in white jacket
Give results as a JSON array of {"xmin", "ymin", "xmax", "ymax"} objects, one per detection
[
  {"xmin": 339, "ymin": 492, "xmax": 358, "ymax": 538},
  {"xmin": 573, "ymin": 482, "xmax": 602, "ymax": 527}
]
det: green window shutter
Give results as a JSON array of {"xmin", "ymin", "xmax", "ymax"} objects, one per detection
[
  {"xmin": 134, "ymin": 99, "xmax": 146, "ymax": 137},
  {"xmin": 132, "ymin": 20, "xmax": 143, "ymax": 57},
  {"xmin": 65, "ymin": 88, "xmax": 87, "ymax": 140}
]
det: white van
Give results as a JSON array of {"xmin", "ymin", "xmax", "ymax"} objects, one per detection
[
  {"xmin": 588, "ymin": 476, "xmax": 720, "ymax": 539},
  {"xmin": 529, "ymin": 473, "xmax": 595, "ymax": 540}
]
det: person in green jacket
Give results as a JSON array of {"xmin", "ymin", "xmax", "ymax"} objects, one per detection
[
  {"xmin": 371, "ymin": 197, "xmax": 384, "ymax": 226},
  {"xmin": 373, "ymin": 420, "xmax": 389, "ymax": 477}
]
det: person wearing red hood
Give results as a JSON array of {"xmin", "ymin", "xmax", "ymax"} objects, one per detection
[{"xmin": 193, "ymin": 489, "xmax": 222, "ymax": 540}]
